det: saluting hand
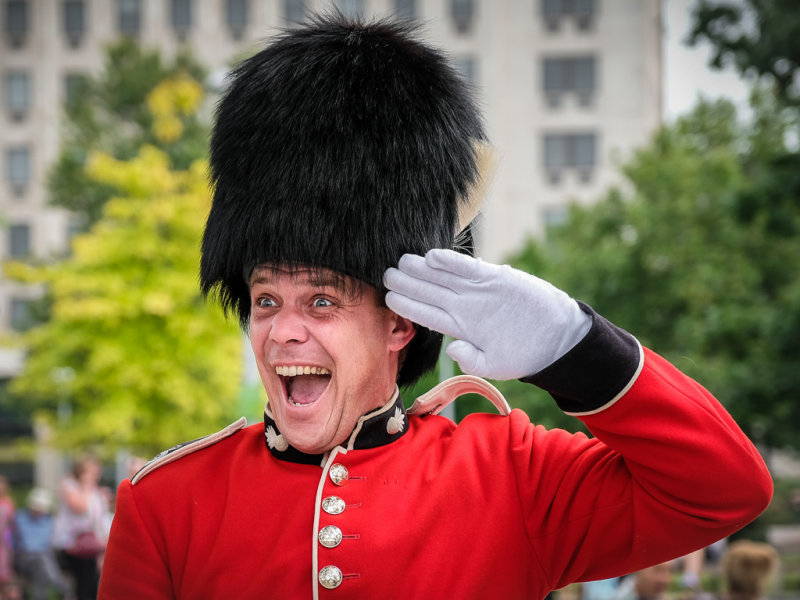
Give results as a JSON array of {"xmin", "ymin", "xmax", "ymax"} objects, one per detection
[{"xmin": 383, "ymin": 249, "xmax": 591, "ymax": 380}]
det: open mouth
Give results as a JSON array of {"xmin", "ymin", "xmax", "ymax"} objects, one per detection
[{"xmin": 276, "ymin": 365, "xmax": 332, "ymax": 407}]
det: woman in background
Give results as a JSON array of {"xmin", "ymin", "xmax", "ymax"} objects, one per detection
[{"xmin": 53, "ymin": 455, "xmax": 111, "ymax": 600}]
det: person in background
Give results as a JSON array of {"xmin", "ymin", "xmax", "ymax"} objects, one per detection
[
  {"xmin": 719, "ymin": 540, "xmax": 779, "ymax": 600},
  {"xmin": 0, "ymin": 477, "xmax": 15, "ymax": 588},
  {"xmin": 0, "ymin": 578, "xmax": 22, "ymax": 600},
  {"xmin": 13, "ymin": 488, "xmax": 70, "ymax": 600},
  {"xmin": 609, "ymin": 562, "xmax": 675, "ymax": 600},
  {"xmin": 53, "ymin": 455, "xmax": 111, "ymax": 600},
  {"xmin": 679, "ymin": 549, "xmax": 705, "ymax": 592},
  {"xmin": 632, "ymin": 562, "xmax": 676, "ymax": 600},
  {"xmin": 583, "ymin": 548, "xmax": 711, "ymax": 600}
]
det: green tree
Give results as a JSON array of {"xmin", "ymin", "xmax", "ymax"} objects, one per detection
[
  {"xmin": 507, "ymin": 97, "xmax": 800, "ymax": 448},
  {"xmin": 688, "ymin": 3, "xmax": 800, "ymax": 447},
  {"xmin": 7, "ymin": 145, "xmax": 243, "ymax": 456},
  {"xmin": 49, "ymin": 39, "xmax": 208, "ymax": 226},
  {"xmin": 689, "ymin": 0, "xmax": 800, "ymax": 106}
]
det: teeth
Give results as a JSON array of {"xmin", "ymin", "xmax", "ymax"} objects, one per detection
[{"xmin": 275, "ymin": 366, "xmax": 331, "ymax": 376}]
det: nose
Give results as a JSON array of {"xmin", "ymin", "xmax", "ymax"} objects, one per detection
[{"xmin": 268, "ymin": 306, "xmax": 309, "ymax": 345}]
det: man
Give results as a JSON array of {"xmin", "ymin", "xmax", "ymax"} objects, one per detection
[
  {"xmin": 611, "ymin": 562, "xmax": 675, "ymax": 600},
  {"xmin": 12, "ymin": 488, "xmax": 70, "ymax": 600},
  {"xmin": 99, "ymin": 14, "xmax": 771, "ymax": 599}
]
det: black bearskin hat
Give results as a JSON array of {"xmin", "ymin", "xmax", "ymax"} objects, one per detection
[{"xmin": 201, "ymin": 13, "xmax": 487, "ymax": 387}]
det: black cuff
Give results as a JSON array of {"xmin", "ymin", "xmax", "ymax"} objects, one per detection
[{"xmin": 520, "ymin": 302, "xmax": 641, "ymax": 413}]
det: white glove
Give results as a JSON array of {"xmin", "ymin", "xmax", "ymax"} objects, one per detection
[{"xmin": 383, "ymin": 249, "xmax": 591, "ymax": 380}]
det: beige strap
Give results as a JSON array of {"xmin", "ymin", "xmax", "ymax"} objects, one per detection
[{"xmin": 407, "ymin": 375, "xmax": 511, "ymax": 417}]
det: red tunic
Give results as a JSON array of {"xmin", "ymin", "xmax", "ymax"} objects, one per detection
[{"xmin": 99, "ymin": 345, "xmax": 771, "ymax": 599}]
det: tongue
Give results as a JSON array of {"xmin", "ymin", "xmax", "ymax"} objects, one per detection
[{"xmin": 289, "ymin": 375, "xmax": 330, "ymax": 405}]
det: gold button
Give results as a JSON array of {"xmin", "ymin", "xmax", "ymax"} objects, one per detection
[
  {"xmin": 329, "ymin": 463, "xmax": 349, "ymax": 486},
  {"xmin": 322, "ymin": 496, "xmax": 346, "ymax": 515},
  {"xmin": 319, "ymin": 565, "xmax": 343, "ymax": 589},
  {"xmin": 319, "ymin": 525, "xmax": 343, "ymax": 548}
]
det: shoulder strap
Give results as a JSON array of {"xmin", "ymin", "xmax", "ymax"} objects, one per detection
[
  {"xmin": 131, "ymin": 417, "xmax": 248, "ymax": 485},
  {"xmin": 407, "ymin": 375, "xmax": 511, "ymax": 417}
]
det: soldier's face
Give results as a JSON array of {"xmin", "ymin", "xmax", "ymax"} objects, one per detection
[{"xmin": 248, "ymin": 266, "xmax": 414, "ymax": 454}]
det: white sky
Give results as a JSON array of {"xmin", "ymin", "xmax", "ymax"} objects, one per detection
[{"xmin": 663, "ymin": 0, "xmax": 751, "ymax": 121}]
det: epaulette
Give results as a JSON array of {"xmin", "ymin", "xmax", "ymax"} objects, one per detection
[{"xmin": 131, "ymin": 417, "xmax": 248, "ymax": 485}]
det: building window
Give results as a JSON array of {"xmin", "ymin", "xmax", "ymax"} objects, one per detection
[
  {"xmin": 4, "ymin": 0, "xmax": 28, "ymax": 48},
  {"xmin": 4, "ymin": 71, "xmax": 30, "ymax": 120},
  {"xmin": 63, "ymin": 0, "xmax": 86, "ymax": 47},
  {"xmin": 170, "ymin": 0, "xmax": 191, "ymax": 39},
  {"xmin": 451, "ymin": 0, "xmax": 474, "ymax": 34},
  {"xmin": 284, "ymin": 0, "xmax": 305, "ymax": 24},
  {"xmin": 6, "ymin": 147, "xmax": 30, "ymax": 195},
  {"xmin": 453, "ymin": 55, "xmax": 477, "ymax": 85},
  {"xmin": 8, "ymin": 223, "xmax": 30, "ymax": 257},
  {"xmin": 541, "ymin": 0, "xmax": 597, "ymax": 32},
  {"xmin": 226, "ymin": 0, "xmax": 247, "ymax": 39},
  {"xmin": 118, "ymin": 0, "xmax": 141, "ymax": 35},
  {"xmin": 335, "ymin": 0, "xmax": 363, "ymax": 19},
  {"xmin": 10, "ymin": 297, "xmax": 34, "ymax": 331},
  {"xmin": 573, "ymin": 0, "xmax": 596, "ymax": 30},
  {"xmin": 393, "ymin": 0, "xmax": 415, "ymax": 20},
  {"xmin": 543, "ymin": 133, "xmax": 596, "ymax": 184},
  {"xmin": 543, "ymin": 56, "xmax": 596, "ymax": 107}
]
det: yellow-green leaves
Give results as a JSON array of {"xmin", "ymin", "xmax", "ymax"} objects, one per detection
[{"xmin": 10, "ymin": 146, "xmax": 242, "ymax": 456}]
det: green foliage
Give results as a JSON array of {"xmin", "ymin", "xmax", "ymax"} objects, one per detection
[
  {"xmin": 509, "ymin": 97, "xmax": 800, "ymax": 449},
  {"xmin": 7, "ymin": 147, "xmax": 242, "ymax": 456},
  {"xmin": 689, "ymin": 0, "xmax": 800, "ymax": 106},
  {"xmin": 49, "ymin": 39, "xmax": 208, "ymax": 226}
]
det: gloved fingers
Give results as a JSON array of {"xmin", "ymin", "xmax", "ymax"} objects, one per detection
[
  {"xmin": 395, "ymin": 252, "xmax": 481, "ymax": 293},
  {"xmin": 384, "ymin": 291, "xmax": 463, "ymax": 339},
  {"xmin": 424, "ymin": 248, "xmax": 489, "ymax": 282},
  {"xmin": 445, "ymin": 340, "xmax": 486, "ymax": 377},
  {"xmin": 384, "ymin": 265, "xmax": 459, "ymax": 307}
]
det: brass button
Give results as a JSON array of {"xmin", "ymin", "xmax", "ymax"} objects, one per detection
[
  {"xmin": 319, "ymin": 525, "xmax": 343, "ymax": 548},
  {"xmin": 319, "ymin": 565, "xmax": 343, "ymax": 589},
  {"xmin": 329, "ymin": 463, "xmax": 349, "ymax": 486},
  {"xmin": 322, "ymin": 496, "xmax": 346, "ymax": 515}
]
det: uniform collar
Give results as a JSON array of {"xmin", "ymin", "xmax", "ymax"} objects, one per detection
[{"xmin": 263, "ymin": 387, "xmax": 408, "ymax": 465}]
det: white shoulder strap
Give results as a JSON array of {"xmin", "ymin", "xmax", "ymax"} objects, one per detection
[
  {"xmin": 407, "ymin": 375, "xmax": 511, "ymax": 417},
  {"xmin": 131, "ymin": 417, "xmax": 248, "ymax": 485}
]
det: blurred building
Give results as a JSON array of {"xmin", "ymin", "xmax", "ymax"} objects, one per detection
[{"xmin": 0, "ymin": 0, "xmax": 662, "ymax": 377}]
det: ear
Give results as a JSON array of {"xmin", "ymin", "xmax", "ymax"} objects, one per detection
[{"xmin": 387, "ymin": 312, "xmax": 416, "ymax": 353}]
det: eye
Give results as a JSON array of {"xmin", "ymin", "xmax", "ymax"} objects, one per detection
[
  {"xmin": 312, "ymin": 297, "xmax": 334, "ymax": 308},
  {"xmin": 256, "ymin": 297, "xmax": 277, "ymax": 308}
]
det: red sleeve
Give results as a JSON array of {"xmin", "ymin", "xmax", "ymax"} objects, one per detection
[
  {"xmin": 512, "ymin": 347, "xmax": 772, "ymax": 590},
  {"xmin": 98, "ymin": 481, "xmax": 174, "ymax": 600}
]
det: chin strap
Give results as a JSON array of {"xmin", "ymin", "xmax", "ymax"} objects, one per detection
[{"xmin": 407, "ymin": 375, "xmax": 511, "ymax": 417}]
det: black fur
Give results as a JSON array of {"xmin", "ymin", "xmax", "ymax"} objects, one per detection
[{"xmin": 202, "ymin": 12, "xmax": 485, "ymax": 386}]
